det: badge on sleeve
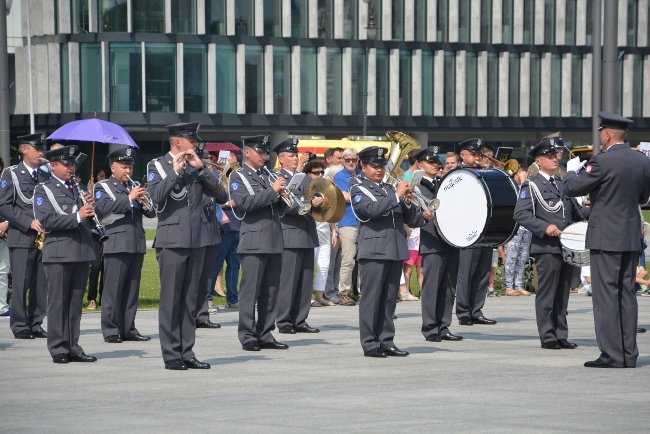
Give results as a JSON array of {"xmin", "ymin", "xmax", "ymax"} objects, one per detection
[
  {"xmin": 231, "ymin": 182, "xmax": 239, "ymax": 191},
  {"xmin": 353, "ymin": 194, "xmax": 362, "ymax": 203},
  {"xmin": 586, "ymin": 164, "xmax": 592, "ymax": 173},
  {"xmin": 520, "ymin": 190, "xmax": 528, "ymax": 199},
  {"xmin": 0, "ymin": 180, "xmax": 6, "ymax": 189},
  {"xmin": 35, "ymin": 197, "xmax": 44, "ymax": 206},
  {"xmin": 148, "ymin": 172, "xmax": 155, "ymax": 182},
  {"xmin": 95, "ymin": 191, "xmax": 102, "ymax": 200}
]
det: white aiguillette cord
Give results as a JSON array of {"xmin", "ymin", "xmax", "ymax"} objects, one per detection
[{"xmin": 528, "ymin": 181, "xmax": 565, "ymax": 218}]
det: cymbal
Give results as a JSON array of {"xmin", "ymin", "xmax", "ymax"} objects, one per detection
[{"xmin": 307, "ymin": 177, "xmax": 346, "ymax": 223}]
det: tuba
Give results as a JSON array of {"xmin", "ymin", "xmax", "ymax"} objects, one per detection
[{"xmin": 383, "ymin": 131, "xmax": 421, "ymax": 185}]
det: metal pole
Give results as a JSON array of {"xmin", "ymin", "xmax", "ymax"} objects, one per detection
[
  {"xmin": 362, "ymin": 39, "xmax": 368, "ymax": 136},
  {"xmin": 592, "ymin": 0, "xmax": 602, "ymax": 154},
  {"xmin": 26, "ymin": 0, "xmax": 35, "ymax": 134},
  {"xmin": 0, "ymin": 1, "xmax": 11, "ymax": 165},
  {"xmin": 601, "ymin": 0, "xmax": 619, "ymax": 115}
]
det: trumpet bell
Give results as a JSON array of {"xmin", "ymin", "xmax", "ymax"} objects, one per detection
[{"xmin": 307, "ymin": 178, "xmax": 346, "ymax": 223}]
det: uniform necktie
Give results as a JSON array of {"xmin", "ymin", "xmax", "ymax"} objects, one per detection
[
  {"xmin": 65, "ymin": 180, "xmax": 74, "ymax": 194},
  {"xmin": 256, "ymin": 169, "xmax": 263, "ymax": 179},
  {"xmin": 124, "ymin": 182, "xmax": 131, "ymax": 192},
  {"xmin": 32, "ymin": 170, "xmax": 38, "ymax": 184},
  {"xmin": 549, "ymin": 176, "xmax": 557, "ymax": 187}
]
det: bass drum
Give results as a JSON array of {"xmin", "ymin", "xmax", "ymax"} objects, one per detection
[{"xmin": 434, "ymin": 167, "xmax": 519, "ymax": 248}]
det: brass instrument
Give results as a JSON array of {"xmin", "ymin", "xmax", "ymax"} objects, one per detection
[
  {"xmin": 201, "ymin": 158, "xmax": 240, "ymax": 183},
  {"xmin": 383, "ymin": 131, "xmax": 421, "ymax": 185},
  {"xmin": 261, "ymin": 167, "xmax": 311, "ymax": 215},
  {"xmin": 73, "ymin": 179, "xmax": 108, "ymax": 242},
  {"xmin": 306, "ymin": 178, "xmax": 346, "ymax": 223},
  {"xmin": 383, "ymin": 173, "xmax": 440, "ymax": 212},
  {"xmin": 480, "ymin": 154, "xmax": 520, "ymax": 176},
  {"xmin": 126, "ymin": 175, "xmax": 155, "ymax": 213},
  {"xmin": 35, "ymin": 232, "xmax": 45, "ymax": 250}
]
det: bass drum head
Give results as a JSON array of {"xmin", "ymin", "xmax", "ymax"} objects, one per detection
[
  {"xmin": 560, "ymin": 222, "xmax": 588, "ymax": 251},
  {"xmin": 434, "ymin": 168, "xmax": 488, "ymax": 248}
]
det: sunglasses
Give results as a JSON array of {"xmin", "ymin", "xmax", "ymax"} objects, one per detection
[
  {"xmin": 344, "ymin": 158, "xmax": 358, "ymax": 163},
  {"xmin": 310, "ymin": 170, "xmax": 324, "ymax": 175}
]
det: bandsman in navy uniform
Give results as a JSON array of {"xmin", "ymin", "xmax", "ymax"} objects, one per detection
[
  {"xmin": 93, "ymin": 147, "xmax": 156, "ymax": 344},
  {"xmin": 228, "ymin": 135, "xmax": 289, "ymax": 352},
  {"xmin": 147, "ymin": 122, "xmax": 222, "ymax": 371},
  {"xmin": 0, "ymin": 133, "xmax": 50, "ymax": 339},
  {"xmin": 455, "ymin": 139, "xmax": 497, "ymax": 326},
  {"xmin": 274, "ymin": 137, "xmax": 323, "ymax": 335},
  {"xmin": 513, "ymin": 138, "xmax": 589, "ymax": 350},
  {"xmin": 33, "ymin": 145, "xmax": 97, "ymax": 363},
  {"xmin": 349, "ymin": 146, "xmax": 420, "ymax": 358},
  {"xmin": 413, "ymin": 147, "xmax": 463, "ymax": 343},
  {"xmin": 564, "ymin": 112, "xmax": 650, "ymax": 368}
]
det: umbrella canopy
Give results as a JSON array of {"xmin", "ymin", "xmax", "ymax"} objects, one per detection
[
  {"xmin": 47, "ymin": 119, "xmax": 138, "ymax": 148},
  {"xmin": 204, "ymin": 142, "xmax": 241, "ymax": 155}
]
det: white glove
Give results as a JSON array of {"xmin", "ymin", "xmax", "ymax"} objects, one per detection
[{"xmin": 566, "ymin": 156, "xmax": 587, "ymax": 173}]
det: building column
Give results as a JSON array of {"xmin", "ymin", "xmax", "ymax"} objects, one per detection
[
  {"xmin": 381, "ymin": 0, "xmax": 391, "ymax": 40},
  {"xmin": 455, "ymin": 50, "xmax": 466, "ymax": 116},
  {"xmin": 404, "ymin": 0, "xmax": 415, "ymax": 41},
  {"xmin": 644, "ymin": 55, "xmax": 650, "ymax": 117},
  {"xmin": 69, "ymin": 42, "xmax": 81, "ymax": 113},
  {"xmin": 582, "ymin": 53, "xmax": 592, "ymax": 117},
  {"xmin": 140, "ymin": 41, "xmax": 146, "ymax": 113},
  {"xmin": 513, "ymin": 0, "xmax": 524, "ymax": 44},
  {"xmin": 477, "ymin": 51, "xmax": 487, "ymax": 116},
  {"xmin": 412, "ymin": 132, "xmax": 428, "ymax": 148},
  {"xmin": 208, "ymin": 44, "xmax": 216, "ymax": 113},
  {"xmin": 498, "ymin": 52, "xmax": 508, "ymax": 117},
  {"xmin": 164, "ymin": 0, "xmax": 171, "ymax": 33},
  {"xmin": 359, "ymin": 0, "xmax": 368, "ymax": 40},
  {"xmin": 47, "ymin": 43, "xmax": 60, "ymax": 113},
  {"xmin": 236, "ymin": 44, "xmax": 246, "ymax": 114},
  {"xmin": 291, "ymin": 46, "xmax": 301, "ymax": 115},
  {"xmin": 535, "ymin": 0, "xmax": 545, "ymax": 45},
  {"xmin": 492, "ymin": 0, "xmax": 502, "ymax": 44},
  {"xmin": 433, "ymin": 50, "xmax": 444, "ymax": 116},
  {"xmin": 540, "ymin": 53, "xmax": 551, "ymax": 116},
  {"xmin": 389, "ymin": 49, "xmax": 399, "ymax": 116},
  {"xmin": 14, "ymin": 47, "xmax": 27, "ymax": 114},
  {"xmin": 42, "ymin": 0, "xmax": 56, "ymax": 35},
  {"xmin": 197, "ymin": 0, "xmax": 206, "ymax": 34},
  {"xmin": 264, "ymin": 45, "xmax": 273, "ymax": 114},
  {"xmin": 317, "ymin": 47, "xmax": 327, "ymax": 115},
  {"xmin": 639, "ymin": 0, "xmax": 649, "ymax": 46},
  {"xmin": 622, "ymin": 55, "xmax": 634, "ymax": 117},
  {"xmin": 177, "ymin": 43, "xmax": 184, "ymax": 113},
  {"xmin": 88, "ymin": 0, "xmax": 98, "ymax": 33},
  {"xmin": 255, "ymin": 0, "xmax": 264, "ymax": 36},
  {"xmin": 58, "ymin": 0, "xmax": 71, "ymax": 34},
  {"xmin": 308, "ymin": 0, "xmax": 318, "ymax": 38},
  {"xmin": 576, "ymin": 0, "xmax": 587, "ymax": 45},
  {"xmin": 561, "ymin": 53, "xmax": 572, "ymax": 117},
  {"xmin": 101, "ymin": 41, "xmax": 109, "ymax": 112},
  {"xmin": 427, "ymin": 0, "xmax": 436, "ymax": 42},
  {"xmin": 333, "ymin": 0, "xmax": 344, "ymax": 39},
  {"xmin": 618, "ymin": 1, "xmax": 627, "ymax": 46},
  {"xmin": 367, "ymin": 48, "xmax": 376, "ymax": 116},
  {"xmin": 556, "ymin": 0, "xmax": 566, "ymax": 45},
  {"xmin": 448, "ymin": 0, "xmax": 459, "ymax": 42},
  {"xmin": 227, "ymin": 0, "xmax": 236, "ymax": 35},
  {"xmin": 127, "ymin": 0, "xmax": 132, "ymax": 32},
  {"xmin": 35, "ymin": 44, "xmax": 49, "ymax": 113},
  {"xmin": 342, "ymin": 47, "xmax": 352, "ymax": 115},
  {"xmin": 519, "ymin": 52, "xmax": 530, "ymax": 117},
  {"xmin": 470, "ymin": 0, "xmax": 480, "ymax": 42},
  {"xmin": 411, "ymin": 49, "xmax": 422, "ymax": 116}
]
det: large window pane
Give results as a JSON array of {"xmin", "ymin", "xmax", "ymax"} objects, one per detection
[
  {"xmin": 343, "ymin": 0, "xmax": 358, "ymax": 39},
  {"xmin": 216, "ymin": 45, "xmax": 236, "ymax": 113},
  {"xmin": 235, "ymin": 0, "xmax": 255, "ymax": 36},
  {"xmin": 98, "ymin": 0, "xmax": 127, "ymax": 32},
  {"xmin": 544, "ymin": 0, "xmax": 555, "ymax": 45},
  {"xmin": 110, "ymin": 43, "xmax": 142, "ymax": 112},
  {"xmin": 61, "ymin": 45, "xmax": 69, "ymax": 113},
  {"xmin": 571, "ymin": 54, "xmax": 582, "ymax": 117},
  {"xmin": 292, "ymin": 0, "xmax": 309, "ymax": 38},
  {"xmin": 71, "ymin": 0, "xmax": 89, "ymax": 33},
  {"xmin": 81, "ymin": 43, "xmax": 102, "ymax": 113},
  {"xmin": 502, "ymin": 0, "xmax": 513, "ymax": 44},
  {"xmin": 351, "ymin": 48, "xmax": 366, "ymax": 115},
  {"xmin": 550, "ymin": 53, "xmax": 561, "ymax": 116},
  {"xmin": 437, "ymin": 0, "xmax": 448, "ymax": 42},
  {"xmin": 414, "ymin": 0, "xmax": 427, "ymax": 41},
  {"xmin": 459, "ymin": 0, "xmax": 470, "ymax": 42},
  {"xmin": 133, "ymin": 0, "xmax": 165, "ymax": 33},
  {"xmin": 508, "ymin": 53, "xmax": 519, "ymax": 116},
  {"xmin": 481, "ymin": 0, "xmax": 492, "ymax": 43},
  {"xmin": 318, "ymin": 0, "xmax": 334, "ymax": 38},
  {"xmin": 399, "ymin": 51, "xmax": 411, "ymax": 115},
  {"xmin": 392, "ymin": 0, "xmax": 404, "ymax": 40},
  {"xmin": 523, "ymin": 0, "xmax": 534, "ymax": 44},
  {"xmin": 487, "ymin": 52, "xmax": 498, "ymax": 116},
  {"xmin": 529, "ymin": 53, "xmax": 541, "ymax": 116},
  {"xmin": 184, "ymin": 45, "xmax": 207, "ymax": 112},
  {"xmin": 627, "ymin": 0, "xmax": 638, "ymax": 47},
  {"xmin": 375, "ymin": 49, "xmax": 389, "ymax": 115},
  {"xmin": 326, "ymin": 48, "xmax": 342, "ymax": 114},
  {"xmin": 145, "ymin": 44, "xmax": 176, "ymax": 112},
  {"xmin": 264, "ymin": 0, "xmax": 282, "ymax": 36},
  {"xmin": 273, "ymin": 46, "xmax": 291, "ymax": 114},
  {"xmin": 466, "ymin": 52, "xmax": 477, "ymax": 116},
  {"xmin": 207, "ymin": 0, "xmax": 227, "ymax": 35},
  {"xmin": 632, "ymin": 55, "xmax": 643, "ymax": 116},
  {"xmin": 245, "ymin": 46, "xmax": 264, "ymax": 114},
  {"xmin": 444, "ymin": 51, "xmax": 455, "ymax": 115},
  {"xmin": 565, "ymin": 0, "xmax": 576, "ymax": 45},
  {"xmin": 301, "ymin": 47, "xmax": 317, "ymax": 114},
  {"xmin": 421, "ymin": 51, "xmax": 434, "ymax": 116},
  {"xmin": 172, "ymin": 0, "xmax": 196, "ymax": 34}
]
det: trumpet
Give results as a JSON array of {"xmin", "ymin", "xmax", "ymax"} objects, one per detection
[
  {"xmin": 72, "ymin": 179, "xmax": 108, "ymax": 242},
  {"xmin": 479, "ymin": 154, "xmax": 520, "ymax": 176},
  {"xmin": 384, "ymin": 173, "xmax": 440, "ymax": 212},
  {"xmin": 261, "ymin": 167, "xmax": 311, "ymax": 215},
  {"xmin": 126, "ymin": 175, "xmax": 155, "ymax": 212}
]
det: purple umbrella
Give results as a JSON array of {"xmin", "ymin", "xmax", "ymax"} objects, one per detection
[{"xmin": 47, "ymin": 118, "xmax": 138, "ymax": 148}]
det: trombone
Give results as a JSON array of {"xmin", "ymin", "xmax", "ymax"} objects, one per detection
[
  {"xmin": 479, "ymin": 154, "xmax": 520, "ymax": 176},
  {"xmin": 261, "ymin": 167, "xmax": 311, "ymax": 215}
]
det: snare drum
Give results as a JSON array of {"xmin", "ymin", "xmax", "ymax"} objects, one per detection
[
  {"xmin": 434, "ymin": 168, "xmax": 519, "ymax": 248},
  {"xmin": 559, "ymin": 222, "xmax": 589, "ymax": 266}
]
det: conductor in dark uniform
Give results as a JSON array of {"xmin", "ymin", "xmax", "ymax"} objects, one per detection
[
  {"xmin": 564, "ymin": 112, "xmax": 650, "ymax": 368},
  {"xmin": 0, "ymin": 133, "xmax": 50, "ymax": 339},
  {"xmin": 275, "ymin": 137, "xmax": 323, "ymax": 335},
  {"xmin": 349, "ymin": 146, "xmax": 419, "ymax": 357},
  {"xmin": 93, "ymin": 147, "xmax": 156, "ymax": 343},
  {"xmin": 513, "ymin": 138, "xmax": 589, "ymax": 350},
  {"xmin": 33, "ymin": 145, "xmax": 97, "ymax": 363},
  {"xmin": 228, "ymin": 135, "xmax": 289, "ymax": 351},
  {"xmin": 414, "ymin": 147, "xmax": 463, "ymax": 343},
  {"xmin": 147, "ymin": 122, "xmax": 222, "ymax": 371},
  {"xmin": 455, "ymin": 139, "xmax": 497, "ymax": 326}
]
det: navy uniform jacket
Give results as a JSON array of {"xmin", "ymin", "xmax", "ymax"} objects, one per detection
[
  {"xmin": 513, "ymin": 172, "xmax": 589, "ymax": 255},
  {"xmin": 200, "ymin": 189, "xmax": 229, "ymax": 247},
  {"xmin": 228, "ymin": 164, "xmax": 286, "ymax": 255},
  {"xmin": 93, "ymin": 176, "xmax": 157, "ymax": 255},
  {"xmin": 349, "ymin": 175, "xmax": 419, "ymax": 261},
  {"xmin": 33, "ymin": 179, "xmax": 95, "ymax": 263},
  {"xmin": 415, "ymin": 177, "xmax": 448, "ymax": 254},
  {"xmin": 0, "ymin": 162, "xmax": 51, "ymax": 248},
  {"xmin": 277, "ymin": 168, "xmax": 318, "ymax": 249},
  {"xmin": 563, "ymin": 143, "xmax": 650, "ymax": 252},
  {"xmin": 147, "ymin": 153, "xmax": 222, "ymax": 249}
]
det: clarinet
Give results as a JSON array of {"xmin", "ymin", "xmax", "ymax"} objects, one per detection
[{"xmin": 73, "ymin": 179, "xmax": 108, "ymax": 242}]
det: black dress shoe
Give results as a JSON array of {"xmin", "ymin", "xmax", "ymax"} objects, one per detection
[
  {"xmin": 384, "ymin": 347, "xmax": 409, "ymax": 357},
  {"xmin": 184, "ymin": 358, "xmax": 210, "ymax": 369},
  {"xmin": 165, "ymin": 359, "xmax": 188, "ymax": 370},
  {"xmin": 584, "ymin": 359, "xmax": 618, "ymax": 368},
  {"xmin": 295, "ymin": 324, "xmax": 320, "ymax": 333},
  {"xmin": 558, "ymin": 339, "xmax": 578, "ymax": 349},
  {"xmin": 242, "ymin": 341, "xmax": 261, "ymax": 351},
  {"xmin": 472, "ymin": 316, "xmax": 497, "ymax": 325},
  {"xmin": 196, "ymin": 321, "xmax": 221, "ymax": 329},
  {"xmin": 32, "ymin": 328, "xmax": 47, "ymax": 338},
  {"xmin": 541, "ymin": 341, "xmax": 561, "ymax": 350},
  {"xmin": 637, "ymin": 327, "xmax": 647, "ymax": 333},
  {"xmin": 425, "ymin": 334, "xmax": 442, "ymax": 342},
  {"xmin": 260, "ymin": 339, "xmax": 289, "ymax": 350},
  {"xmin": 441, "ymin": 333, "xmax": 464, "ymax": 341},
  {"xmin": 363, "ymin": 348, "xmax": 387, "ymax": 358},
  {"xmin": 123, "ymin": 333, "xmax": 151, "ymax": 342},
  {"xmin": 458, "ymin": 317, "xmax": 473, "ymax": 326},
  {"xmin": 52, "ymin": 354, "xmax": 69, "ymax": 364},
  {"xmin": 69, "ymin": 352, "xmax": 97, "ymax": 362},
  {"xmin": 104, "ymin": 335, "xmax": 123, "ymax": 343},
  {"xmin": 278, "ymin": 325, "xmax": 297, "ymax": 334},
  {"xmin": 14, "ymin": 330, "xmax": 35, "ymax": 339}
]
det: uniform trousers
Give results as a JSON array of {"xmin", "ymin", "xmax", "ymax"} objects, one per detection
[
  {"xmin": 276, "ymin": 248, "xmax": 314, "ymax": 329},
  {"xmin": 590, "ymin": 250, "xmax": 639, "ymax": 368},
  {"xmin": 532, "ymin": 253, "xmax": 572, "ymax": 343},
  {"xmin": 0, "ymin": 240, "xmax": 10, "ymax": 315},
  {"xmin": 358, "ymin": 258, "xmax": 401, "ymax": 352},
  {"xmin": 421, "ymin": 249, "xmax": 458, "ymax": 339},
  {"xmin": 157, "ymin": 247, "xmax": 205, "ymax": 362},
  {"xmin": 101, "ymin": 253, "xmax": 145, "ymax": 338},
  {"xmin": 9, "ymin": 247, "xmax": 47, "ymax": 335},
  {"xmin": 44, "ymin": 262, "xmax": 89, "ymax": 358},
  {"xmin": 195, "ymin": 244, "xmax": 218, "ymax": 325},
  {"xmin": 325, "ymin": 240, "xmax": 341, "ymax": 300},
  {"xmin": 238, "ymin": 253, "xmax": 281, "ymax": 345},
  {"xmin": 455, "ymin": 247, "xmax": 492, "ymax": 320}
]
